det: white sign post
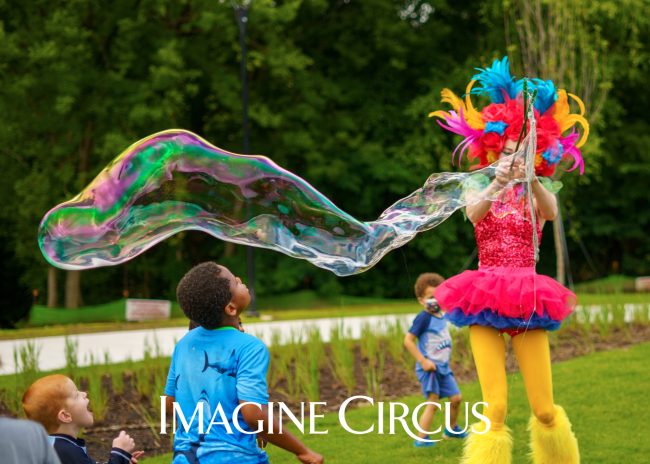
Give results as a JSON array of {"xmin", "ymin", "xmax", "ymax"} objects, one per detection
[
  {"xmin": 635, "ymin": 277, "xmax": 650, "ymax": 292},
  {"xmin": 125, "ymin": 299, "xmax": 171, "ymax": 321}
]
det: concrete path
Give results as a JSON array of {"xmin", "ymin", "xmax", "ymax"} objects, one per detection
[
  {"xmin": 1, "ymin": 303, "xmax": 646, "ymax": 376},
  {"xmin": 0, "ymin": 313, "xmax": 418, "ymax": 375}
]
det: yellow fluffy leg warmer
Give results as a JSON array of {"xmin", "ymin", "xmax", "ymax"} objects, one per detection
[
  {"xmin": 460, "ymin": 424, "xmax": 513, "ymax": 464},
  {"xmin": 528, "ymin": 405, "xmax": 579, "ymax": 464}
]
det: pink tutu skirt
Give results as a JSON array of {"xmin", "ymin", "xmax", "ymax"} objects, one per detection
[{"xmin": 437, "ymin": 266, "xmax": 576, "ymax": 332}]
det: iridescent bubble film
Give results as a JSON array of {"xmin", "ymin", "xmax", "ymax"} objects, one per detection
[{"xmin": 38, "ymin": 130, "xmax": 528, "ymax": 276}]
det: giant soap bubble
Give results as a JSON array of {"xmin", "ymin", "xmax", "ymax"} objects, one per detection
[{"xmin": 38, "ymin": 130, "xmax": 529, "ymax": 276}]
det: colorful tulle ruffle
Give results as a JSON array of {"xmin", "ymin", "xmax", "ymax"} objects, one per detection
[{"xmin": 436, "ymin": 266, "xmax": 575, "ymax": 331}]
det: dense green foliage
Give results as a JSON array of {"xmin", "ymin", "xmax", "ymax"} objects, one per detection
[
  {"xmin": 0, "ymin": 0, "xmax": 647, "ymax": 308},
  {"xmin": 0, "ymin": 236, "xmax": 32, "ymax": 327}
]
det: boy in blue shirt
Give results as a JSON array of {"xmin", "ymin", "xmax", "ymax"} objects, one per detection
[
  {"xmin": 404, "ymin": 273, "xmax": 467, "ymax": 447},
  {"xmin": 164, "ymin": 262, "xmax": 323, "ymax": 464}
]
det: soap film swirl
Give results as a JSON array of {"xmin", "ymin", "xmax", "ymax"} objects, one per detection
[{"xmin": 38, "ymin": 129, "xmax": 509, "ymax": 276}]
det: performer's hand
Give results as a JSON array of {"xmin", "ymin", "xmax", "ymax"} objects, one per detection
[
  {"xmin": 421, "ymin": 359, "xmax": 437, "ymax": 372},
  {"xmin": 495, "ymin": 162, "xmax": 511, "ymax": 186},
  {"xmin": 511, "ymin": 157, "xmax": 526, "ymax": 180},
  {"xmin": 130, "ymin": 451, "xmax": 145, "ymax": 464},
  {"xmin": 495, "ymin": 158, "xmax": 525, "ymax": 185}
]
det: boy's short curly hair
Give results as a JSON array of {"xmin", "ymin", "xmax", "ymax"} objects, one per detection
[
  {"xmin": 176, "ymin": 262, "xmax": 231, "ymax": 329},
  {"xmin": 414, "ymin": 272, "xmax": 445, "ymax": 298}
]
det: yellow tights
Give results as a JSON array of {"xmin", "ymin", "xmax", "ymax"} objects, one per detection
[
  {"xmin": 466, "ymin": 325, "xmax": 579, "ymax": 464},
  {"xmin": 469, "ymin": 325, "xmax": 555, "ymax": 427}
]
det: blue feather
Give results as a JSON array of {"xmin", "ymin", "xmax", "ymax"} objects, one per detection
[
  {"xmin": 470, "ymin": 56, "xmax": 518, "ymax": 103},
  {"xmin": 485, "ymin": 121, "xmax": 509, "ymax": 135},
  {"xmin": 529, "ymin": 79, "xmax": 558, "ymax": 114}
]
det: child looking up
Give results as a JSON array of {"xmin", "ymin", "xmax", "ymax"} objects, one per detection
[
  {"xmin": 22, "ymin": 374, "xmax": 142, "ymax": 464},
  {"xmin": 165, "ymin": 262, "xmax": 323, "ymax": 464}
]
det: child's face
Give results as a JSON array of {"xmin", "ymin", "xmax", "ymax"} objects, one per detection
[
  {"xmin": 418, "ymin": 285, "xmax": 442, "ymax": 315},
  {"xmin": 417, "ymin": 285, "xmax": 437, "ymax": 307},
  {"xmin": 217, "ymin": 265, "xmax": 251, "ymax": 313},
  {"xmin": 62, "ymin": 378, "xmax": 94, "ymax": 428}
]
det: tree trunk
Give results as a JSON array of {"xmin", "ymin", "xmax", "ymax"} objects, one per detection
[
  {"xmin": 47, "ymin": 266, "xmax": 58, "ymax": 308},
  {"xmin": 63, "ymin": 122, "xmax": 92, "ymax": 309},
  {"xmin": 553, "ymin": 211, "xmax": 565, "ymax": 285},
  {"xmin": 223, "ymin": 199, "xmax": 245, "ymax": 257},
  {"xmin": 65, "ymin": 270, "xmax": 82, "ymax": 308}
]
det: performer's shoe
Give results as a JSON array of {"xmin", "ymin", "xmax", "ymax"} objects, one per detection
[
  {"xmin": 528, "ymin": 405, "xmax": 580, "ymax": 464},
  {"xmin": 460, "ymin": 423, "xmax": 512, "ymax": 464}
]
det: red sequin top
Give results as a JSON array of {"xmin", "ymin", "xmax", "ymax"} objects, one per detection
[{"xmin": 475, "ymin": 192, "xmax": 542, "ymax": 268}]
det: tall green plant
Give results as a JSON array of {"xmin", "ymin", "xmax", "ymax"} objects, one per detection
[
  {"xmin": 300, "ymin": 328, "xmax": 325, "ymax": 402},
  {"xmin": 11, "ymin": 340, "xmax": 42, "ymax": 414},
  {"xmin": 13, "ymin": 341, "xmax": 41, "ymax": 386},
  {"xmin": 360, "ymin": 324, "xmax": 385, "ymax": 399},
  {"xmin": 383, "ymin": 319, "xmax": 411, "ymax": 371},
  {"xmin": 64, "ymin": 336, "xmax": 79, "ymax": 380},
  {"xmin": 86, "ymin": 373, "xmax": 109, "ymax": 422},
  {"xmin": 271, "ymin": 329, "xmax": 303, "ymax": 400},
  {"xmin": 328, "ymin": 324, "xmax": 355, "ymax": 395}
]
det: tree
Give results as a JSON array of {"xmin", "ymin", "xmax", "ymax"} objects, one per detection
[
  {"xmin": 0, "ymin": 0, "xmax": 646, "ymax": 307},
  {"xmin": 501, "ymin": 0, "xmax": 612, "ymax": 285}
]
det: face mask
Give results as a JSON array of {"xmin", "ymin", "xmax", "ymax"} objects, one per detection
[{"xmin": 425, "ymin": 297, "xmax": 441, "ymax": 314}]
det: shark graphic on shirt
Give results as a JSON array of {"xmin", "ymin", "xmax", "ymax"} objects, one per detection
[{"xmin": 202, "ymin": 349, "xmax": 237, "ymax": 377}]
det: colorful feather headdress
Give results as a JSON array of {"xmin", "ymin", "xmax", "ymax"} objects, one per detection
[{"xmin": 429, "ymin": 56, "xmax": 589, "ymax": 176}]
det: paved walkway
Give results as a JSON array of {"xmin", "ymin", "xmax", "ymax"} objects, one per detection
[
  {"xmin": 1, "ymin": 303, "xmax": 646, "ymax": 376},
  {"xmin": 0, "ymin": 313, "xmax": 417, "ymax": 375}
]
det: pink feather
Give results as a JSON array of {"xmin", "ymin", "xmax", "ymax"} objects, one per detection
[
  {"xmin": 436, "ymin": 109, "xmax": 483, "ymax": 166},
  {"xmin": 560, "ymin": 131, "xmax": 584, "ymax": 174}
]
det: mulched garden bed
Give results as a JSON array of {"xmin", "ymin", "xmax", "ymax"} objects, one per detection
[{"xmin": 3, "ymin": 323, "xmax": 649, "ymax": 459}]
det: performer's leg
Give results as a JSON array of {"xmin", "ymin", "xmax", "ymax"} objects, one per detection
[
  {"xmin": 470, "ymin": 325, "xmax": 508, "ymax": 428},
  {"xmin": 512, "ymin": 329, "xmax": 579, "ymax": 464},
  {"xmin": 511, "ymin": 330, "xmax": 555, "ymax": 423},
  {"xmin": 460, "ymin": 325, "xmax": 512, "ymax": 464}
]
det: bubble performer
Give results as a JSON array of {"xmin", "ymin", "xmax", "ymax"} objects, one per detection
[
  {"xmin": 430, "ymin": 56, "xmax": 588, "ymax": 464},
  {"xmin": 39, "ymin": 130, "xmax": 524, "ymax": 276}
]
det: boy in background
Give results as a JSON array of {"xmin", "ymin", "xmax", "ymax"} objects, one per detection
[{"xmin": 404, "ymin": 273, "xmax": 467, "ymax": 447}]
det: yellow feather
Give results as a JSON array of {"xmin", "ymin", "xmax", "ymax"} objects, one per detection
[
  {"xmin": 429, "ymin": 82, "xmax": 484, "ymax": 129},
  {"xmin": 465, "ymin": 81, "xmax": 485, "ymax": 129},
  {"xmin": 440, "ymin": 88, "xmax": 464, "ymax": 112},
  {"xmin": 428, "ymin": 110, "xmax": 450, "ymax": 119},
  {"xmin": 568, "ymin": 93, "xmax": 586, "ymax": 116},
  {"xmin": 559, "ymin": 115, "xmax": 590, "ymax": 147},
  {"xmin": 553, "ymin": 90, "xmax": 589, "ymax": 147},
  {"xmin": 553, "ymin": 90, "xmax": 570, "ymax": 120}
]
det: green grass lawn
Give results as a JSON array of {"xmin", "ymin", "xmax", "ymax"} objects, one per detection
[
  {"xmin": 26, "ymin": 291, "xmax": 404, "ymax": 326},
  {"xmin": 141, "ymin": 342, "xmax": 650, "ymax": 464},
  {"xmin": 2, "ymin": 291, "xmax": 417, "ymax": 340},
  {"xmin": 3, "ymin": 289, "xmax": 648, "ymax": 341},
  {"xmin": 573, "ymin": 274, "xmax": 639, "ymax": 294}
]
